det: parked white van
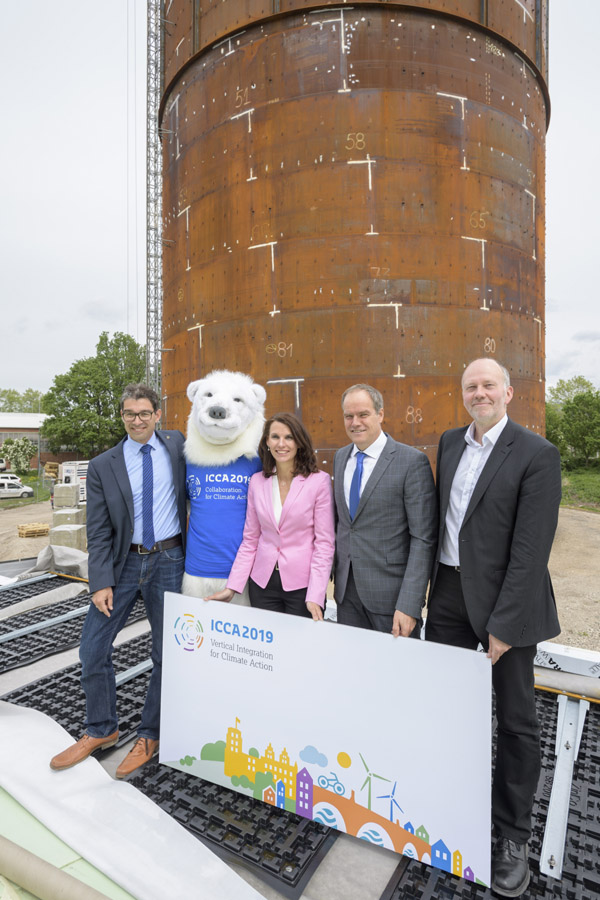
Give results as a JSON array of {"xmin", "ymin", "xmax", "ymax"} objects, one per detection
[
  {"xmin": 0, "ymin": 481, "xmax": 33, "ymax": 499},
  {"xmin": 0, "ymin": 474, "xmax": 23, "ymax": 485}
]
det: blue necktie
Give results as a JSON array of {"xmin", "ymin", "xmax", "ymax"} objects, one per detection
[
  {"xmin": 349, "ymin": 451, "xmax": 366, "ymax": 520},
  {"xmin": 141, "ymin": 444, "xmax": 155, "ymax": 550}
]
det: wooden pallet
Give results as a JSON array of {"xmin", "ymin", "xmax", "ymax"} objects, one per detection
[{"xmin": 17, "ymin": 523, "xmax": 50, "ymax": 538}]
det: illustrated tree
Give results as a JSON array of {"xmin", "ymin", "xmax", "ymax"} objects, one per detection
[
  {"xmin": 41, "ymin": 332, "xmax": 146, "ymax": 459},
  {"xmin": 2, "ymin": 438, "xmax": 37, "ymax": 476}
]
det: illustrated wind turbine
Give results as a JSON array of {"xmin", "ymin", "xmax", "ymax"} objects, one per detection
[
  {"xmin": 377, "ymin": 781, "xmax": 404, "ymax": 822},
  {"xmin": 359, "ymin": 752, "xmax": 390, "ymax": 810}
]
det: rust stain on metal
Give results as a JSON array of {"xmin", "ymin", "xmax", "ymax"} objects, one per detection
[{"xmin": 160, "ymin": 1, "xmax": 549, "ymax": 462}]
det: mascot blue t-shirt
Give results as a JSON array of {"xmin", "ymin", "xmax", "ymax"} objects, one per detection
[{"xmin": 185, "ymin": 456, "xmax": 262, "ymax": 578}]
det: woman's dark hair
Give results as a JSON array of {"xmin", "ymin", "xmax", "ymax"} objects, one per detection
[{"xmin": 258, "ymin": 412, "xmax": 319, "ymax": 478}]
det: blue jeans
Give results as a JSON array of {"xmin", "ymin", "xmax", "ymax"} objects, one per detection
[{"xmin": 79, "ymin": 545, "xmax": 184, "ymax": 740}]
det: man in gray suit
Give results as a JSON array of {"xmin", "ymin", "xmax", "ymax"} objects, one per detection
[
  {"xmin": 50, "ymin": 384, "xmax": 187, "ymax": 778},
  {"xmin": 426, "ymin": 358, "xmax": 561, "ymax": 897},
  {"xmin": 333, "ymin": 384, "xmax": 437, "ymax": 637}
]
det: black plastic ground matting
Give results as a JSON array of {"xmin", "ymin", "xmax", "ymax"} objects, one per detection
[
  {"xmin": 0, "ymin": 594, "xmax": 147, "ymax": 674},
  {"xmin": 0, "ymin": 575, "xmax": 78, "ymax": 610},
  {"xmin": 129, "ymin": 759, "xmax": 337, "ymax": 899},
  {"xmin": 381, "ymin": 690, "xmax": 600, "ymax": 900},
  {"xmin": 1, "ymin": 633, "xmax": 152, "ymax": 747}
]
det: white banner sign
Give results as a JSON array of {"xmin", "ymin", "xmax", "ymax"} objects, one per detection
[{"xmin": 161, "ymin": 594, "xmax": 492, "ymax": 885}]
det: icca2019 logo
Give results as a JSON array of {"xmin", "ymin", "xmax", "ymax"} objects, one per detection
[{"xmin": 173, "ymin": 613, "xmax": 204, "ymax": 651}]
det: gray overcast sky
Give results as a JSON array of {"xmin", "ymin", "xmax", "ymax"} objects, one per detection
[{"xmin": 0, "ymin": 1, "xmax": 597, "ymax": 394}]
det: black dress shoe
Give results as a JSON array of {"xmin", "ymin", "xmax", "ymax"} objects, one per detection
[{"xmin": 491, "ymin": 836, "xmax": 530, "ymax": 897}]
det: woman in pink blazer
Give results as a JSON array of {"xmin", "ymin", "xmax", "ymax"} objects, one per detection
[{"xmin": 206, "ymin": 412, "xmax": 335, "ymax": 620}]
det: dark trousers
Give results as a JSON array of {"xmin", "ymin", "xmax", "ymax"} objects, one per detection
[
  {"xmin": 337, "ymin": 567, "xmax": 421, "ymax": 638},
  {"xmin": 425, "ymin": 563, "xmax": 540, "ymax": 843},
  {"xmin": 249, "ymin": 568, "xmax": 311, "ymax": 618},
  {"xmin": 80, "ymin": 544, "xmax": 185, "ymax": 740}
]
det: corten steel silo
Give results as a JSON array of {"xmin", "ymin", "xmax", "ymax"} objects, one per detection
[{"xmin": 159, "ymin": 0, "xmax": 549, "ymax": 468}]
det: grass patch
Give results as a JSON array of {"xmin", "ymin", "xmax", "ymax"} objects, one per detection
[
  {"xmin": 561, "ymin": 468, "xmax": 600, "ymax": 511},
  {"xmin": 0, "ymin": 472, "xmax": 51, "ymax": 509}
]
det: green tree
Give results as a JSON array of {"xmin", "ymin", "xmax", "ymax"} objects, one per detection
[
  {"xmin": 2, "ymin": 437, "xmax": 37, "ymax": 475},
  {"xmin": 545, "ymin": 402, "xmax": 567, "ymax": 458},
  {"xmin": 546, "ymin": 376, "xmax": 597, "ymax": 464},
  {"xmin": 561, "ymin": 391, "xmax": 600, "ymax": 466},
  {"xmin": 0, "ymin": 388, "xmax": 44, "ymax": 412},
  {"xmin": 547, "ymin": 376, "xmax": 594, "ymax": 406},
  {"xmin": 41, "ymin": 332, "xmax": 146, "ymax": 458}
]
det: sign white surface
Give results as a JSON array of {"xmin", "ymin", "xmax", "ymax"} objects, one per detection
[{"xmin": 161, "ymin": 593, "xmax": 492, "ymax": 884}]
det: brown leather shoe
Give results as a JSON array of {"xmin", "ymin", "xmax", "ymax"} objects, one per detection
[
  {"xmin": 50, "ymin": 731, "xmax": 119, "ymax": 771},
  {"xmin": 115, "ymin": 737, "xmax": 159, "ymax": 779}
]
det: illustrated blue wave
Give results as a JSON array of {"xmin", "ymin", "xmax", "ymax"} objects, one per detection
[
  {"xmin": 313, "ymin": 807, "xmax": 339, "ymax": 828},
  {"xmin": 359, "ymin": 829, "xmax": 386, "ymax": 846}
]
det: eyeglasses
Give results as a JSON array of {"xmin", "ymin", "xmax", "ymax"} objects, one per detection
[{"xmin": 122, "ymin": 410, "xmax": 155, "ymax": 422}]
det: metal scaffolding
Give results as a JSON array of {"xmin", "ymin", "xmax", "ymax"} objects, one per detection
[{"xmin": 146, "ymin": 0, "xmax": 162, "ymax": 393}]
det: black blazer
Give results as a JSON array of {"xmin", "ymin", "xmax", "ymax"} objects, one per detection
[
  {"xmin": 432, "ymin": 418, "xmax": 561, "ymax": 647},
  {"xmin": 86, "ymin": 431, "xmax": 187, "ymax": 593}
]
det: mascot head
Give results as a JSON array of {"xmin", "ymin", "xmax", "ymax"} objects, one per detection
[{"xmin": 185, "ymin": 370, "xmax": 266, "ymax": 466}]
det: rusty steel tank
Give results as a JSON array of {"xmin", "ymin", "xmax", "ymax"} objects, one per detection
[{"xmin": 159, "ymin": 0, "xmax": 549, "ymax": 467}]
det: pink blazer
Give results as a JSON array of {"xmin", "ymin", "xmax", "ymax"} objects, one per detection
[{"xmin": 227, "ymin": 470, "xmax": 335, "ymax": 608}]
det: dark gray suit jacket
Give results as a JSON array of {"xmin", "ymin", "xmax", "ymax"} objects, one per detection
[
  {"xmin": 432, "ymin": 418, "xmax": 561, "ymax": 647},
  {"xmin": 333, "ymin": 435, "xmax": 437, "ymax": 619},
  {"xmin": 86, "ymin": 431, "xmax": 187, "ymax": 593}
]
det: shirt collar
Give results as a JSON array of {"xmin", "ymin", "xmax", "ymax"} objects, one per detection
[
  {"xmin": 127, "ymin": 432, "xmax": 158, "ymax": 454},
  {"xmin": 352, "ymin": 429, "xmax": 387, "ymax": 458},
  {"xmin": 465, "ymin": 414, "xmax": 508, "ymax": 449}
]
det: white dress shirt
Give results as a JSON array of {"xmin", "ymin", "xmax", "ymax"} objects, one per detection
[
  {"xmin": 272, "ymin": 474, "xmax": 283, "ymax": 525},
  {"xmin": 343, "ymin": 429, "xmax": 388, "ymax": 509},
  {"xmin": 440, "ymin": 415, "xmax": 508, "ymax": 565}
]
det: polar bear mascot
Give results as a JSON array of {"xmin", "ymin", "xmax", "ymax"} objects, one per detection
[{"xmin": 181, "ymin": 369, "xmax": 266, "ymax": 605}]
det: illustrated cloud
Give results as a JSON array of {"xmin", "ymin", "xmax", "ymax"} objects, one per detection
[{"xmin": 299, "ymin": 745, "xmax": 328, "ymax": 767}]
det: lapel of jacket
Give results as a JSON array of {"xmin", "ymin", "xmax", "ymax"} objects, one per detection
[
  {"xmin": 334, "ymin": 445, "xmax": 353, "ymax": 524},
  {"xmin": 109, "ymin": 437, "xmax": 134, "ymax": 527},
  {"xmin": 440, "ymin": 428, "xmax": 469, "ymax": 520},
  {"xmin": 279, "ymin": 474, "xmax": 308, "ymax": 529},
  {"xmin": 461, "ymin": 419, "xmax": 515, "ymax": 527},
  {"xmin": 352, "ymin": 435, "xmax": 395, "ymax": 522}
]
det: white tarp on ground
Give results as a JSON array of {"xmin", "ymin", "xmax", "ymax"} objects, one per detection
[
  {"xmin": 0, "ymin": 702, "xmax": 263, "ymax": 900},
  {"xmin": 17, "ymin": 545, "xmax": 89, "ymax": 581}
]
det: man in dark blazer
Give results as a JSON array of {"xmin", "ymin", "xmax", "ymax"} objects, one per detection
[
  {"xmin": 51, "ymin": 384, "xmax": 187, "ymax": 778},
  {"xmin": 333, "ymin": 384, "xmax": 437, "ymax": 637},
  {"xmin": 426, "ymin": 358, "xmax": 561, "ymax": 898}
]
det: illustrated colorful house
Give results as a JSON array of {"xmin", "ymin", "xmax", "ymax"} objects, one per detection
[
  {"xmin": 432, "ymin": 839, "xmax": 451, "ymax": 872},
  {"xmin": 276, "ymin": 779, "xmax": 286, "ymax": 809},
  {"xmin": 263, "ymin": 785, "xmax": 276, "ymax": 805},
  {"xmin": 463, "ymin": 866, "xmax": 475, "ymax": 882},
  {"xmin": 416, "ymin": 824, "xmax": 429, "ymax": 842},
  {"xmin": 295, "ymin": 767, "xmax": 314, "ymax": 818},
  {"xmin": 224, "ymin": 721, "xmax": 298, "ymax": 800},
  {"xmin": 452, "ymin": 849, "xmax": 463, "ymax": 877},
  {"xmin": 404, "ymin": 821, "xmax": 414, "ymax": 834}
]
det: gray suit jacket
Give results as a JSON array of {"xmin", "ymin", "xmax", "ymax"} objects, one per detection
[
  {"xmin": 86, "ymin": 430, "xmax": 187, "ymax": 593},
  {"xmin": 432, "ymin": 418, "xmax": 561, "ymax": 647},
  {"xmin": 333, "ymin": 435, "xmax": 437, "ymax": 619}
]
